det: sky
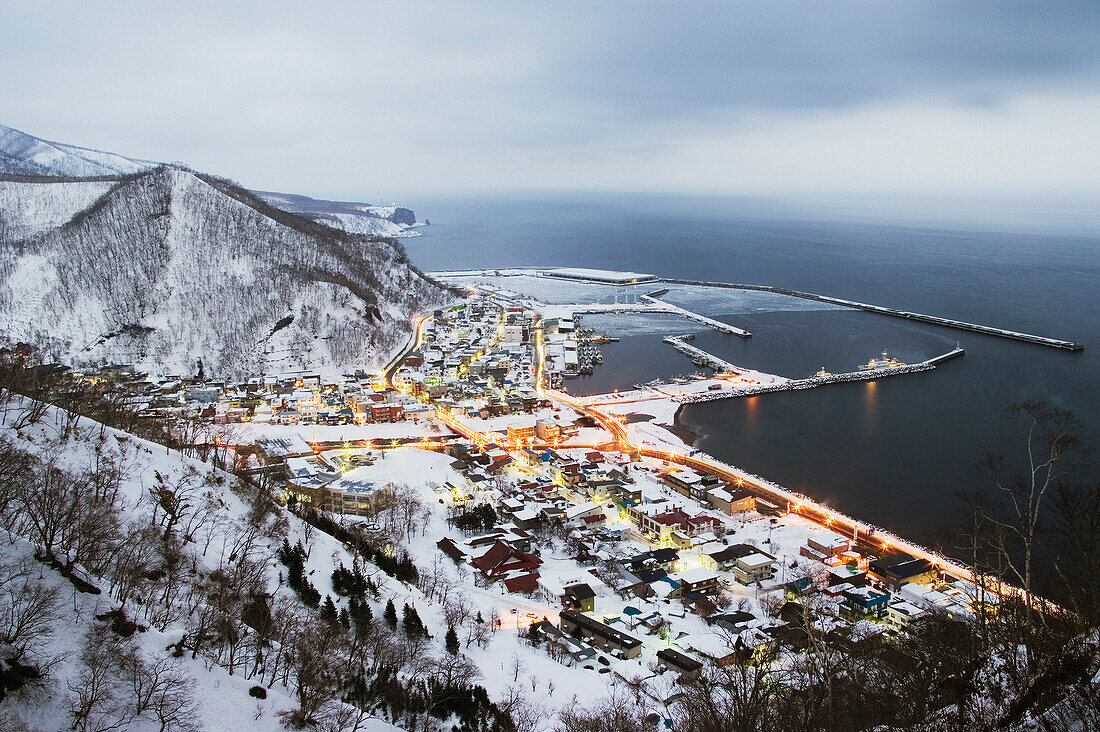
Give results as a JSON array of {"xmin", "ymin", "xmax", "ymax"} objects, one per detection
[{"xmin": 1, "ymin": 1, "xmax": 1098, "ymax": 205}]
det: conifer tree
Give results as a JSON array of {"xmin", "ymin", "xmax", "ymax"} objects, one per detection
[
  {"xmin": 384, "ymin": 598, "xmax": 398, "ymax": 628},
  {"xmin": 446, "ymin": 625, "xmax": 459, "ymax": 655},
  {"xmin": 320, "ymin": 595, "xmax": 338, "ymax": 624}
]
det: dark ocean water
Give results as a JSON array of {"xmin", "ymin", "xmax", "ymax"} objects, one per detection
[{"xmin": 404, "ymin": 194, "xmax": 1099, "ymax": 545}]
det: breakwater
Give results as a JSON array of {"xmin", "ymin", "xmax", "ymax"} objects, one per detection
[
  {"xmin": 674, "ymin": 348, "xmax": 964, "ymax": 403},
  {"xmin": 662, "ymin": 279, "xmax": 1082, "ymax": 351}
]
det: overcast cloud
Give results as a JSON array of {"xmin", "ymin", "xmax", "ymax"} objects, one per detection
[{"xmin": 1, "ymin": 1, "xmax": 1097, "ymax": 202}]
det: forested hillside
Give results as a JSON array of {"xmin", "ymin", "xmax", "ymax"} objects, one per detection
[{"xmin": 0, "ymin": 166, "xmax": 452, "ymax": 377}]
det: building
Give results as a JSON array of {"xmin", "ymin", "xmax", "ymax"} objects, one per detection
[
  {"xmin": 530, "ymin": 621, "xmax": 597, "ymax": 665},
  {"xmin": 886, "ymin": 600, "xmax": 926, "ymax": 631},
  {"xmin": 675, "ymin": 568, "xmax": 722, "ymax": 596},
  {"xmin": 703, "ymin": 543, "xmax": 759, "ymax": 571},
  {"xmin": 840, "ymin": 586, "xmax": 891, "ymax": 620},
  {"xmin": 563, "ymin": 583, "xmax": 597, "ymax": 612},
  {"xmin": 801, "ymin": 532, "xmax": 851, "ymax": 562},
  {"xmin": 536, "ymin": 419, "xmax": 560, "ymax": 442},
  {"xmin": 870, "ymin": 555, "xmax": 937, "ymax": 589},
  {"xmin": 507, "ymin": 423, "xmax": 536, "ymax": 444},
  {"xmin": 471, "ymin": 540, "xmax": 543, "ymax": 579},
  {"xmin": 559, "ymin": 610, "xmax": 642, "ymax": 659},
  {"xmin": 656, "ymin": 648, "xmax": 703, "ymax": 676},
  {"xmin": 733, "ymin": 552, "xmax": 777, "ymax": 585},
  {"xmin": 706, "ymin": 486, "xmax": 756, "ymax": 515}
]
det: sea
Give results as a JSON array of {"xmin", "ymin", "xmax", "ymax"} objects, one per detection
[{"xmin": 403, "ymin": 194, "xmax": 1100, "ymax": 548}]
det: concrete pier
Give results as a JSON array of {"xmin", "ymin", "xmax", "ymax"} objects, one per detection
[
  {"xmin": 641, "ymin": 295, "xmax": 750, "ymax": 336},
  {"xmin": 662, "ymin": 279, "xmax": 1083, "ymax": 351},
  {"xmin": 662, "ymin": 335, "xmax": 744, "ymax": 372},
  {"xmin": 673, "ymin": 347, "xmax": 965, "ymax": 403}
]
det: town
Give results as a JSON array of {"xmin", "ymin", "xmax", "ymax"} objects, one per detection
[{"xmin": 51, "ymin": 274, "xmax": 991, "ymax": 711}]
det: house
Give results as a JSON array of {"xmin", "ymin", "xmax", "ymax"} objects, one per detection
[
  {"xmin": 656, "ymin": 648, "xmax": 703, "ymax": 676},
  {"xmin": 627, "ymin": 548, "xmax": 680, "ymax": 573},
  {"xmin": 703, "ymin": 543, "xmax": 758, "ymax": 571},
  {"xmin": 529, "ymin": 621, "xmax": 597, "ymax": 665},
  {"xmin": 870, "ymin": 555, "xmax": 937, "ymax": 589},
  {"xmin": 801, "ymin": 532, "xmax": 851, "ymax": 562},
  {"xmin": 706, "ymin": 486, "xmax": 756, "ymax": 515},
  {"xmin": 784, "ymin": 576, "xmax": 816, "ymax": 599},
  {"xmin": 709, "ymin": 611, "xmax": 755, "ymax": 632},
  {"xmin": 886, "ymin": 600, "xmax": 926, "ymax": 631},
  {"xmin": 733, "ymin": 552, "xmax": 777, "ymax": 585},
  {"xmin": 841, "ymin": 586, "xmax": 891, "ymax": 620},
  {"xmin": 564, "ymin": 501, "xmax": 604, "ymax": 523},
  {"xmin": 471, "ymin": 540, "xmax": 543, "ymax": 579},
  {"xmin": 437, "ymin": 538, "xmax": 466, "ymax": 563},
  {"xmin": 563, "ymin": 583, "xmax": 597, "ymax": 612},
  {"xmin": 675, "ymin": 568, "xmax": 721, "ymax": 596},
  {"xmin": 559, "ymin": 610, "xmax": 642, "ymax": 659},
  {"xmin": 504, "ymin": 572, "xmax": 541, "ymax": 594}
]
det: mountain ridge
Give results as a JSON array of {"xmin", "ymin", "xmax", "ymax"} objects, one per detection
[
  {"xmin": 0, "ymin": 123, "xmax": 423, "ymax": 238},
  {"xmin": 0, "ymin": 162, "xmax": 453, "ymax": 378}
]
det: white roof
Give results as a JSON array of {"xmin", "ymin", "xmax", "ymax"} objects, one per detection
[
  {"xmin": 889, "ymin": 601, "xmax": 926, "ymax": 618},
  {"xmin": 808, "ymin": 532, "xmax": 849, "ymax": 548},
  {"xmin": 897, "ymin": 582, "xmax": 951, "ymax": 608},
  {"xmin": 675, "ymin": 567, "xmax": 721, "ymax": 585},
  {"xmin": 738, "ymin": 553, "xmax": 775, "ymax": 568},
  {"xmin": 565, "ymin": 501, "xmax": 603, "ymax": 520}
]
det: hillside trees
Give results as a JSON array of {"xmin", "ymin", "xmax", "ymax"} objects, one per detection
[{"xmin": 0, "ymin": 166, "xmax": 451, "ymax": 377}]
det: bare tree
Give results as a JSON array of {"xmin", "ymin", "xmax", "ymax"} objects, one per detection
[
  {"xmin": 0, "ymin": 557, "xmax": 63, "ymax": 661},
  {"xmin": 555, "ymin": 687, "xmax": 652, "ymax": 732}
]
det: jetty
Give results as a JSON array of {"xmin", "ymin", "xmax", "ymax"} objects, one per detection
[
  {"xmin": 662, "ymin": 334, "xmax": 746, "ymax": 372},
  {"xmin": 662, "ymin": 279, "xmax": 1082, "ymax": 350},
  {"xmin": 641, "ymin": 295, "xmax": 750, "ymax": 337},
  {"xmin": 674, "ymin": 347, "xmax": 965, "ymax": 403}
]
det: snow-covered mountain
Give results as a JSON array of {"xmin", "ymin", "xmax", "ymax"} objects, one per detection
[
  {"xmin": 0, "ymin": 165, "xmax": 452, "ymax": 378},
  {"xmin": 1, "ymin": 123, "xmax": 423, "ymax": 238},
  {"xmin": 0, "ymin": 124, "xmax": 155, "ymax": 177}
]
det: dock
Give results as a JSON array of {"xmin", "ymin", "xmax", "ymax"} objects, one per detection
[
  {"xmin": 641, "ymin": 295, "xmax": 750, "ymax": 337},
  {"xmin": 674, "ymin": 347, "xmax": 964, "ymax": 403},
  {"xmin": 662, "ymin": 279, "xmax": 1083, "ymax": 351},
  {"xmin": 662, "ymin": 335, "xmax": 745, "ymax": 372}
]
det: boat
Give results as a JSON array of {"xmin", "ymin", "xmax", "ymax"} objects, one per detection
[
  {"xmin": 859, "ymin": 350, "xmax": 906, "ymax": 371},
  {"xmin": 814, "ymin": 367, "xmax": 832, "ymax": 377}
]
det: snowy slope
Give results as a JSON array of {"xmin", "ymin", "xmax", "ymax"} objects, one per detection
[
  {"xmin": 0, "ymin": 399, "xmax": 406, "ymax": 731},
  {"xmin": 0, "ymin": 177, "xmax": 115, "ymax": 241},
  {"xmin": 0, "ymin": 124, "xmax": 154, "ymax": 177},
  {"xmin": 0, "ymin": 166, "xmax": 452, "ymax": 377}
]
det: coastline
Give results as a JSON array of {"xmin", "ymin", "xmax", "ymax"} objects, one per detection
[{"xmin": 662, "ymin": 404, "xmax": 701, "ymax": 448}]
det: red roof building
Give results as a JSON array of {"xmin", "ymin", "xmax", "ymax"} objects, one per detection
[
  {"xmin": 504, "ymin": 572, "xmax": 541, "ymax": 594},
  {"xmin": 472, "ymin": 540, "xmax": 543, "ymax": 578}
]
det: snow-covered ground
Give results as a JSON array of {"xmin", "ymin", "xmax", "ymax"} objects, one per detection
[
  {"xmin": 0, "ymin": 400, "xmax": 407, "ymax": 731},
  {"xmin": 0, "ymin": 178, "xmax": 114, "ymax": 239}
]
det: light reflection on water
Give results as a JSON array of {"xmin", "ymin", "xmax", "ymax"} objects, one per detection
[{"xmin": 863, "ymin": 380, "xmax": 878, "ymax": 434}]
